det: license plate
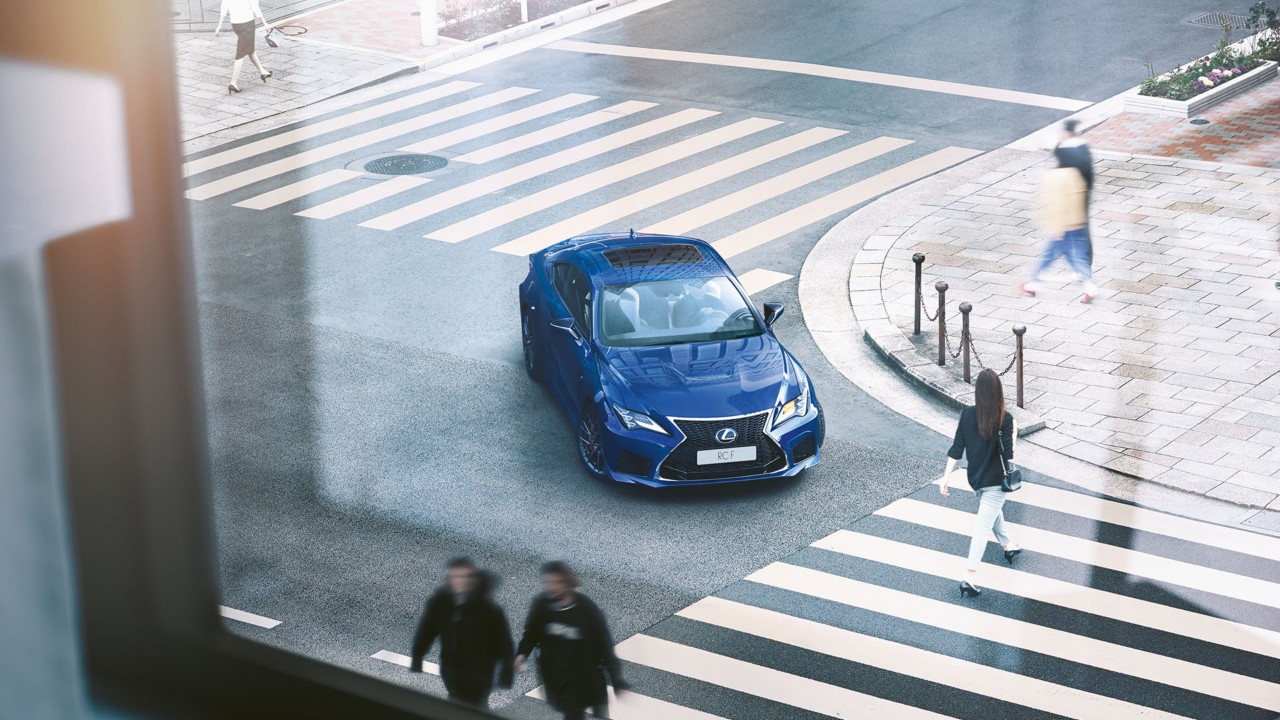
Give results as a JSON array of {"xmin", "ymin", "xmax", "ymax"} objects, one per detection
[{"xmin": 696, "ymin": 446, "xmax": 757, "ymax": 465}]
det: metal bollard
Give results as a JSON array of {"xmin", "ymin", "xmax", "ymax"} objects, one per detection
[
  {"xmin": 912, "ymin": 253, "xmax": 925, "ymax": 336},
  {"xmin": 935, "ymin": 281, "xmax": 948, "ymax": 366},
  {"xmin": 959, "ymin": 302, "xmax": 973, "ymax": 383},
  {"xmin": 1013, "ymin": 324, "xmax": 1026, "ymax": 409}
]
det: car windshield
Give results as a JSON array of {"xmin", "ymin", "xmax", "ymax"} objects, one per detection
[{"xmin": 598, "ymin": 276, "xmax": 763, "ymax": 347}]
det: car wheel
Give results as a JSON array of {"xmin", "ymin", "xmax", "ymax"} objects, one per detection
[
  {"xmin": 576, "ymin": 406, "xmax": 609, "ymax": 480},
  {"xmin": 521, "ymin": 308, "xmax": 542, "ymax": 381}
]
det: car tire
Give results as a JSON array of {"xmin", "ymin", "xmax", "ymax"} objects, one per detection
[
  {"xmin": 521, "ymin": 307, "xmax": 542, "ymax": 382},
  {"xmin": 576, "ymin": 405, "xmax": 609, "ymax": 480}
]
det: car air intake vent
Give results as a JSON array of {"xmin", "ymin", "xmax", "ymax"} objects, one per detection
[
  {"xmin": 791, "ymin": 434, "xmax": 817, "ymax": 463},
  {"xmin": 603, "ymin": 244, "xmax": 704, "ymax": 269}
]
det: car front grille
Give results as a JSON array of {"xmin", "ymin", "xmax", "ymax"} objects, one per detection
[{"xmin": 659, "ymin": 411, "xmax": 786, "ymax": 481}]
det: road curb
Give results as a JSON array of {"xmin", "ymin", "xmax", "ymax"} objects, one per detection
[{"xmin": 798, "ymin": 145, "xmax": 1278, "ymax": 523}]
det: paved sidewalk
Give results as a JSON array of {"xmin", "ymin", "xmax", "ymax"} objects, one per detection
[
  {"xmin": 173, "ymin": 31, "xmax": 415, "ymax": 142},
  {"xmin": 850, "ymin": 147, "xmax": 1280, "ymax": 509},
  {"xmin": 1087, "ymin": 75, "xmax": 1280, "ymax": 168}
]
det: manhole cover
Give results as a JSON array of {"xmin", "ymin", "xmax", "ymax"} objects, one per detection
[
  {"xmin": 1188, "ymin": 11, "xmax": 1253, "ymax": 29},
  {"xmin": 363, "ymin": 154, "xmax": 447, "ymax": 175}
]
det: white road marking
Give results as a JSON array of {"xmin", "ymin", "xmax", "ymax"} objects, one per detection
[
  {"xmin": 452, "ymin": 100, "xmax": 656, "ymax": 164},
  {"xmin": 218, "ymin": 605, "xmax": 281, "ymax": 629},
  {"xmin": 738, "ymin": 268, "xmax": 794, "ymax": 295},
  {"xmin": 361, "ymin": 107, "xmax": 716, "ymax": 231},
  {"xmin": 749, "ymin": 562, "xmax": 1280, "ymax": 713},
  {"xmin": 644, "ymin": 136, "xmax": 913, "ymax": 235},
  {"xmin": 398, "ymin": 93, "xmax": 597, "ymax": 154},
  {"xmin": 527, "ymin": 686, "xmax": 727, "ymax": 720},
  {"xmin": 295, "ymin": 175, "xmax": 430, "ymax": 219},
  {"xmin": 492, "ymin": 126, "xmax": 843, "ymax": 254},
  {"xmin": 185, "ymin": 87, "xmax": 538, "ymax": 201},
  {"xmin": 878, "ymin": 498, "xmax": 1280, "ymax": 610},
  {"xmin": 232, "ymin": 168, "xmax": 365, "ymax": 210},
  {"xmin": 815, "ymin": 530, "xmax": 1280, "ymax": 661},
  {"xmin": 936, "ymin": 478, "xmax": 1280, "ymax": 562},
  {"xmin": 681, "ymin": 596, "xmax": 1194, "ymax": 720},
  {"xmin": 547, "ymin": 40, "xmax": 1092, "ymax": 111},
  {"xmin": 615, "ymin": 634, "xmax": 958, "ymax": 719},
  {"xmin": 713, "ymin": 146, "xmax": 981, "ymax": 258},
  {"xmin": 182, "ymin": 81, "xmax": 479, "ymax": 177},
  {"xmin": 470, "ymin": 117, "xmax": 782, "ymax": 250},
  {"xmin": 371, "ymin": 649, "xmax": 440, "ymax": 675}
]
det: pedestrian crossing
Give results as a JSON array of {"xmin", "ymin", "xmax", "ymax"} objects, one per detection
[
  {"xmin": 182, "ymin": 78, "xmax": 979, "ymax": 288},
  {"xmin": 516, "ymin": 478, "xmax": 1280, "ymax": 720}
]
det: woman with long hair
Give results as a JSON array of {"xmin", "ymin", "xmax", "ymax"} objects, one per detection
[{"xmin": 939, "ymin": 368, "xmax": 1021, "ymax": 597}]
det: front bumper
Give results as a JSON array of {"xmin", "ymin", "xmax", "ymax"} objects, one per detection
[{"xmin": 599, "ymin": 402, "xmax": 824, "ymax": 488}]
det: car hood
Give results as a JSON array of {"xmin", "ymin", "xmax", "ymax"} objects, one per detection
[{"xmin": 600, "ymin": 334, "xmax": 796, "ymax": 420}]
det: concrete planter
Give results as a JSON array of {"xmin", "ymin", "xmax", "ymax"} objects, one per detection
[{"xmin": 1125, "ymin": 61, "xmax": 1277, "ymax": 118}]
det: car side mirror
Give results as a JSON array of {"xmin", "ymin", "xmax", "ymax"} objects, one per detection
[
  {"xmin": 550, "ymin": 317, "xmax": 581, "ymax": 341},
  {"xmin": 763, "ymin": 302, "xmax": 785, "ymax": 327}
]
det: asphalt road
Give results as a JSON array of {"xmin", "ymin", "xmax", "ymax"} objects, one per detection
[{"xmin": 189, "ymin": 0, "xmax": 1265, "ymax": 714}]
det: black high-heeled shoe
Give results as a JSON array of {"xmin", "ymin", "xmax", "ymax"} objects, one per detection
[
  {"xmin": 959, "ymin": 581, "xmax": 981, "ymax": 598},
  {"xmin": 260, "ymin": 70, "xmax": 273, "ymax": 82},
  {"xmin": 1004, "ymin": 548, "xmax": 1022, "ymax": 564},
  {"xmin": 228, "ymin": 83, "xmax": 241, "ymax": 94}
]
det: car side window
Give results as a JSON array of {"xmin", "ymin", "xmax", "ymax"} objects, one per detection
[{"xmin": 552, "ymin": 263, "xmax": 592, "ymax": 333}]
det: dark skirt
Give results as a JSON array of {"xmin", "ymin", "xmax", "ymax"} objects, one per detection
[{"xmin": 232, "ymin": 21, "xmax": 255, "ymax": 59}]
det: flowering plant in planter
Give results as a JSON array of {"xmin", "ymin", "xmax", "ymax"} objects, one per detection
[{"xmin": 1138, "ymin": 7, "xmax": 1276, "ymax": 101}]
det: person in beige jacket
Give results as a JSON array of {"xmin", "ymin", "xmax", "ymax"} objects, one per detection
[{"xmin": 1020, "ymin": 147, "xmax": 1098, "ymax": 303}]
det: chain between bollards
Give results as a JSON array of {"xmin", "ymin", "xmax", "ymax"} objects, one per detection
[
  {"xmin": 912, "ymin": 253, "xmax": 925, "ymax": 336},
  {"xmin": 1013, "ymin": 324, "xmax": 1026, "ymax": 409},
  {"xmin": 935, "ymin": 281, "xmax": 948, "ymax": 367},
  {"xmin": 959, "ymin": 302, "xmax": 972, "ymax": 383}
]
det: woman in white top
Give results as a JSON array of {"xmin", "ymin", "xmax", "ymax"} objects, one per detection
[{"xmin": 214, "ymin": 0, "xmax": 273, "ymax": 94}]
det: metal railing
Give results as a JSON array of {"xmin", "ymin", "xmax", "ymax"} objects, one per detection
[{"xmin": 911, "ymin": 253, "xmax": 1028, "ymax": 408}]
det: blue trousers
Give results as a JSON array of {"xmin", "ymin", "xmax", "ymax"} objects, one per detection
[{"xmin": 1031, "ymin": 227, "xmax": 1095, "ymax": 290}]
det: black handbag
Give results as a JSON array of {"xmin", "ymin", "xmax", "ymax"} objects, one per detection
[{"xmin": 997, "ymin": 434, "xmax": 1022, "ymax": 492}]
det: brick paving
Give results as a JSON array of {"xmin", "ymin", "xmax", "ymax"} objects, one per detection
[
  {"xmin": 172, "ymin": 30, "xmax": 415, "ymax": 142},
  {"xmin": 1088, "ymin": 77, "xmax": 1280, "ymax": 168},
  {"xmin": 870, "ymin": 152, "xmax": 1280, "ymax": 508}
]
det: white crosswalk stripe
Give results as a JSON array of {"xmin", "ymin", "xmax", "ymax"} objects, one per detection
[
  {"xmin": 616, "ymin": 634, "xmax": 959, "ymax": 719},
  {"xmin": 489, "ymin": 126, "xmax": 846, "ymax": 255},
  {"xmin": 713, "ymin": 146, "xmax": 982, "ymax": 258},
  {"xmin": 295, "ymin": 175, "xmax": 430, "ymax": 220},
  {"xmin": 186, "ymin": 86, "xmax": 539, "ymax": 201},
  {"xmin": 442, "ymin": 116, "xmax": 782, "ymax": 247},
  {"xmin": 815, "ymin": 529, "xmax": 1280, "ymax": 661},
  {"xmin": 680, "ymin": 596, "xmax": 1194, "ymax": 720},
  {"xmin": 738, "ymin": 268, "xmax": 793, "ymax": 295},
  {"xmin": 878, "ymin": 497, "xmax": 1280, "ymax": 609},
  {"xmin": 451, "ymin": 99, "xmax": 657, "ymax": 163},
  {"xmin": 397, "ymin": 93, "xmax": 597, "ymax": 155},
  {"xmin": 644, "ymin": 135, "xmax": 914, "ymax": 236},
  {"xmin": 233, "ymin": 168, "xmax": 365, "ymax": 210},
  {"xmin": 359, "ymin": 107, "xmax": 718, "ymax": 232},
  {"xmin": 182, "ymin": 80, "xmax": 480, "ymax": 177}
]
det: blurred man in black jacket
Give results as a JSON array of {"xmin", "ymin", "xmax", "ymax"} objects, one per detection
[
  {"xmin": 515, "ymin": 562, "xmax": 628, "ymax": 720},
  {"xmin": 410, "ymin": 557, "xmax": 514, "ymax": 708}
]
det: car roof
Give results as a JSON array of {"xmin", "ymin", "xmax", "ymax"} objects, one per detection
[{"xmin": 540, "ymin": 232, "xmax": 730, "ymax": 286}]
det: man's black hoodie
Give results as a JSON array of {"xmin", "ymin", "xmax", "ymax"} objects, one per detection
[
  {"xmin": 516, "ymin": 593, "xmax": 627, "ymax": 711},
  {"xmin": 411, "ymin": 572, "xmax": 514, "ymax": 702}
]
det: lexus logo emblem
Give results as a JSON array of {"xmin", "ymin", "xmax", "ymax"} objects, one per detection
[{"xmin": 715, "ymin": 428, "xmax": 737, "ymax": 444}]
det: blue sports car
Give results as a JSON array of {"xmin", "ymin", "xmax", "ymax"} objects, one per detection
[{"xmin": 518, "ymin": 232, "xmax": 824, "ymax": 486}]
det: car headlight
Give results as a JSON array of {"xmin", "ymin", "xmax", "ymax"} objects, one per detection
[
  {"xmin": 612, "ymin": 404, "xmax": 669, "ymax": 435},
  {"xmin": 773, "ymin": 374, "xmax": 810, "ymax": 427}
]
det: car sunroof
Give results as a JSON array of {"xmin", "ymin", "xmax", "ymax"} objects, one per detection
[{"xmin": 603, "ymin": 244, "xmax": 704, "ymax": 269}]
